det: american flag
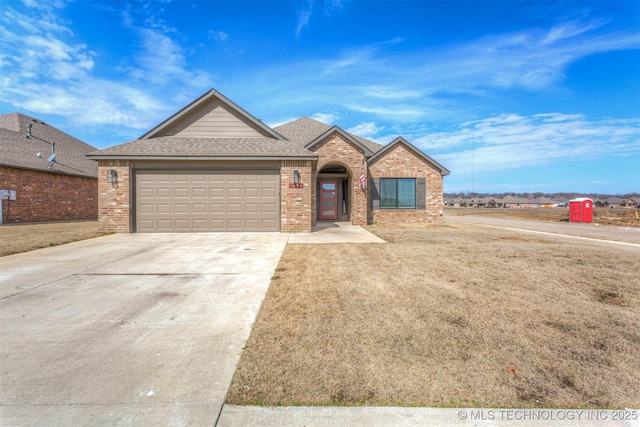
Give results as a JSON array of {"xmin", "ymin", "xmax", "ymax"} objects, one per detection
[{"xmin": 359, "ymin": 158, "xmax": 366, "ymax": 189}]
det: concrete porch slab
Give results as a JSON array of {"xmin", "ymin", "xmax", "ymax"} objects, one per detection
[{"xmin": 287, "ymin": 222, "xmax": 385, "ymax": 244}]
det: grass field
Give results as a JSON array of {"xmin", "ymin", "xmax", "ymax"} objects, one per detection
[
  {"xmin": 0, "ymin": 221, "xmax": 102, "ymax": 257},
  {"xmin": 227, "ymin": 223, "xmax": 640, "ymax": 409},
  {"xmin": 447, "ymin": 207, "xmax": 640, "ymax": 228}
]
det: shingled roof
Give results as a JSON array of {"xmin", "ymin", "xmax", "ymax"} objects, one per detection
[
  {"xmin": 0, "ymin": 113, "xmax": 98, "ymax": 178},
  {"xmin": 87, "ymin": 136, "xmax": 317, "ymax": 159},
  {"xmin": 88, "ymin": 116, "xmax": 385, "ymax": 160},
  {"xmin": 87, "ymin": 88, "xmax": 441, "ymax": 166},
  {"xmin": 274, "ymin": 117, "xmax": 385, "ymax": 154}
]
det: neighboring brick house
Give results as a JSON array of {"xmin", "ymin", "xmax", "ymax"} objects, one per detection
[
  {"xmin": 0, "ymin": 113, "xmax": 98, "ymax": 224},
  {"xmin": 88, "ymin": 89, "xmax": 449, "ymax": 233}
]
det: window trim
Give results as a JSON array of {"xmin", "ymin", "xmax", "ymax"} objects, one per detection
[{"xmin": 379, "ymin": 178, "xmax": 416, "ymax": 209}]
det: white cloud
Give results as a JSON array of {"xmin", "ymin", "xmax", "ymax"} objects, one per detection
[
  {"xmin": 346, "ymin": 122, "xmax": 382, "ymax": 139},
  {"xmin": 419, "ymin": 113, "xmax": 640, "ymax": 177},
  {"xmin": 208, "ymin": 29, "xmax": 228, "ymax": 42},
  {"xmin": 242, "ymin": 19, "xmax": 639, "ymax": 132},
  {"xmin": 310, "ymin": 112, "xmax": 339, "ymax": 124},
  {"xmin": 295, "ymin": 0, "xmax": 348, "ymax": 38},
  {"xmin": 295, "ymin": 0, "xmax": 313, "ymax": 39},
  {"xmin": 0, "ymin": 2, "xmax": 214, "ymax": 136}
]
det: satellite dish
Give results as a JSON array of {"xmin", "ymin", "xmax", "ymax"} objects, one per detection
[
  {"xmin": 37, "ymin": 152, "xmax": 44, "ymax": 159},
  {"xmin": 47, "ymin": 153, "xmax": 57, "ymax": 163}
]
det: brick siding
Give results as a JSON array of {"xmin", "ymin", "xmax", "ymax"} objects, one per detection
[
  {"xmin": 368, "ymin": 144, "xmax": 444, "ymax": 225},
  {"xmin": 93, "ymin": 138, "xmax": 445, "ymax": 233},
  {"xmin": 97, "ymin": 160, "xmax": 131, "ymax": 233},
  {"xmin": 310, "ymin": 133, "xmax": 368, "ymax": 225},
  {"xmin": 280, "ymin": 160, "xmax": 312, "ymax": 232},
  {"xmin": 0, "ymin": 166, "xmax": 97, "ymax": 224}
]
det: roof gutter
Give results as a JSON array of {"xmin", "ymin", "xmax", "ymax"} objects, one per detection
[{"xmin": 86, "ymin": 155, "xmax": 319, "ymax": 161}]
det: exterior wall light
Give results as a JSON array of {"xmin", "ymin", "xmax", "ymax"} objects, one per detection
[
  {"xmin": 293, "ymin": 170, "xmax": 300, "ymax": 184},
  {"xmin": 107, "ymin": 169, "xmax": 118, "ymax": 184}
]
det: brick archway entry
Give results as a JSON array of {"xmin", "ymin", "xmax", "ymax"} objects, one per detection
[{"xmin": 316, "ymin": 163, "xmax": 353, "ymax": 223}]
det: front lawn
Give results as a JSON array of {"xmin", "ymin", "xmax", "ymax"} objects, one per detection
[{"xmin": 227, "ymin": 224, "xmax": 639, "ymax": 408}]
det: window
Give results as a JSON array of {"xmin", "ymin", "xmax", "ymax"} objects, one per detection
[{"xmin": 380, "ymin": 178, "xmax": 416, "ymax": 209}]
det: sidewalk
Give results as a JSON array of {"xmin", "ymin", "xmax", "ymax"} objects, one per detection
[{"xmin": 218, "ymin": 405, "xmax": 637, "ymax": 426}]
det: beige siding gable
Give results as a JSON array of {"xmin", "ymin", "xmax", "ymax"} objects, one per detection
[{"xmin": 154, "ymin": 98, "xmax": 274, "ymax": 138}]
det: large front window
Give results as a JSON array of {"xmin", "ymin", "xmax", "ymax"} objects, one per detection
[{"xmin": 380, "ymin": 178, "xmax": 416, "ymax": 209}]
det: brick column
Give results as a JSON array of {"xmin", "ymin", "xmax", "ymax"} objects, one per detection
[
  {"xmin": 98, "ymin": 160, "xmax": 131, "ymax": 233},
  {"xmin": 280, "ymin": 160, "xmax": 312, "ymax": 232}
]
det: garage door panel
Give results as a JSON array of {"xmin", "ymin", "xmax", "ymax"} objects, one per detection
[
  {"xmin": 138, "ymin": 188, "xmax": 154, "ymax": 198},
  {"xmin": 262, "ymin": 188, "xmax": 277, "ymax": 197},
  {"xmin": 209, "ymin": 219, "xmax": 225, "ymax": 229},
  {"xmin": 262, "ymin": 219, "xmax": 278, "ymax": 228},
  {"xmin": 156, "ymin": 220, "xmax": 172, "ymax": 230},
  {"xmin": 210, "ymin": 203, "xmax": 224, "ymax": 213},
  {"xmin": 245, "ymin": 188, "xmax": 259, "ymax": 197},
  {"xmin": 245, "ymin": 204, "xmax": 259, "ymax": 213},
  {"xmin": 263, "ymin": 203, "xmax": 277, "ymax": 213},
  {"xmin": 174, "ymin": 188, "xmax": 189, "ymax": 198},
  {"xmin": 227, "ymin": 204, "xmax": 242, "ymax": 213},
  {"xmin": 192, "ymin": 188, "xmax": 207, "ymax": 198},
  {"xmin": 210, "ymin": 188, "xmax": 224, "ymax": 198},
  {"xmin": 136, "ymin": 170, "xmax": 280, "ymax": 232},
  {"xmin": 158, "ymin": 204, "xmax": 172, "ymax": 213},
  {"xmin": 156, "ymin": 188, "xmax": 172, "ymax": 198},
  {"xmin": 227, "ymin": 188, "xmax": 242, "ymax": 197}
]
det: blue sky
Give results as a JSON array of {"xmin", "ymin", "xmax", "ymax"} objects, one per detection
[{"xmin": 1, "ymin": 0, "xmax": 638, "ymax": 194}]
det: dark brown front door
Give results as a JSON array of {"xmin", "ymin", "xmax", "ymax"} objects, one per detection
[{"xmin": 319, "ymin": 180, "xmax": 338, "ymax": 220}]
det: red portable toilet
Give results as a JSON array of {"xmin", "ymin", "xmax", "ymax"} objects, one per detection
[{"xmin": 569, "ymin": 198, "xmax": 593, "ymax": 223}]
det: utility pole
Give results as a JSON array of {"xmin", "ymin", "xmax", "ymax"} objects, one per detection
[{"xmin": 472, "ymin": 135, "xmax": 475, "ymax": 194}]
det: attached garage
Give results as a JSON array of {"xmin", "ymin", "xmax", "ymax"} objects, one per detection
[
  {"xmin": 135, "ymin": 170, "xmax": 280, "ymax": 232},
  {"xmin": 89, "ymin": 89, "xmax": 320, "ymax": 233}
]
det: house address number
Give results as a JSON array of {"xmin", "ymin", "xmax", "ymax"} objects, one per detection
[{"xmin": 288, "ymin": 183, "xmax": 304, "ymax": 188}]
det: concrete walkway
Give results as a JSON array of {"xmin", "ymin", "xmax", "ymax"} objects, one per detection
[
  {"xmin": 0, "ymin": 233, "xmax": 288, "ymax": 426},
  {"xmin": 287, "ymin": 222, "xmax": 385, "ymax": 244},
  {"xmin": 218, "ymin": 405, "xmax": 636, "ymax": 426}
]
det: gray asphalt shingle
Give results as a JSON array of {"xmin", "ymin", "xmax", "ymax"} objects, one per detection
[{"xmin": 0, "ymin": 113, "xmax": 98, "ymax": 178}]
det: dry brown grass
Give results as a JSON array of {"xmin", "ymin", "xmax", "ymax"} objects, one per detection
[
  {"xmin": 448, "ymin": 207, "xmax": 640, "ymax": 228},
  {"xmin": 0, "ymin": 221, "xmax": 103, "ymax": 257},
  {"xmin": 227, "ymin": 224, "xmax": 640, "ymax": 408}
]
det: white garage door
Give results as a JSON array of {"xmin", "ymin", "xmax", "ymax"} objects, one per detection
[{"xmin": 135, "ymin": 170, "xmax": 280, "ymax": 232}]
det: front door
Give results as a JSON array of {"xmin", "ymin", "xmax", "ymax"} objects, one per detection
[{"xmin": 319, "ymin": 180, "xmax": 338, "ymax": 220}]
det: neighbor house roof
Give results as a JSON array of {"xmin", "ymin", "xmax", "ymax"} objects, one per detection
[
  {"xmin": 0, "ymin": 113, "xmax": 98, "ymax": 178},
  {"xmin": 368, "ymin": 137, "xmax": 451, "ymax": 176},
  {"xmin": 605, "ymin": 197, "xmax": 623, "ymax": 204}
]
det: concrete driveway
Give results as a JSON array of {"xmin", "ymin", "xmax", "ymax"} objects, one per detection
[{"xmin": 0, "ymin": 233, "xmax": 288, "ymax": 426}]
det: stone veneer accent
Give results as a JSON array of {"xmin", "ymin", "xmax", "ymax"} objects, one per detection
[
  {"xmin": 0, "ymin": 166, "xmax": 97, "ymax": 224},
  {"xmin": 280, "ymin": 160, "xmax": 312, "ymax": 232},
  {"xmin": 97, "ymin": 160, "xmax": 131, "ymax": 233},
  {"xmin": 309, "ymin": 133, "xmax": 368, "ymax": 226},
  {"xmin": 368, "ymin": 144, "xmax": 444, "ymax": 225}
]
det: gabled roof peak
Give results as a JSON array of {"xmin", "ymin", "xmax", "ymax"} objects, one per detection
[
  {"xmin": 369, "ymin": 136, "xmax": 450, "ymax": 176},
  {"xmin": 304, "ymin": 125, "xmax": 374, "ymax": 156},
  {"xmin": 140, "ymin": 88, "xmax": 286, "ymax": 140}
]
